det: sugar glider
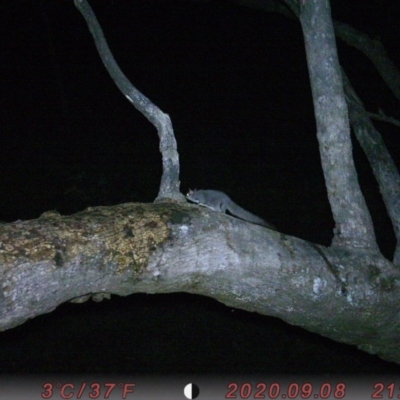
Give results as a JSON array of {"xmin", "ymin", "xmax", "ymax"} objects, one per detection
[{"xmin": 186, "ymin": 189, "xmax": 276, "ymax": 230}]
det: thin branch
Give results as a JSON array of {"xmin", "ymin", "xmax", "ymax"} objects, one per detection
[
  {"xmin": 74, "ymin": 0, "xmax": 183, "ymax": 202},
  {"xmin": 334, "ymin": 21, "xmax": 400, "ymax": 103},
  {"xmin": 342, "ymin": 69, "xmax": 400, "ymax": 264},
  {"xmin": 367, "ymin": 109, "xmax": 400, "ymax": 128}
]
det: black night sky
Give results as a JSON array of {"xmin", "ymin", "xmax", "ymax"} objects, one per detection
[{"xmin": 1, "ymin": 0, "xmax": 400, "ymax": 376}]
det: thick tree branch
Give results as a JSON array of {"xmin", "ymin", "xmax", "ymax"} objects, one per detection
[
  {"xmin": 299, "ymin": 0, "xmax": 378, "ymax": 251},
  {"xmin": 3, "ymin": 0, "xmax": 395, "ymax": 368},
  {"xmin": 74, "ymin": 0, "xmax": 183, "ymax": 202},
  {"xmin": 1, "ymin": 205, "xmax": 399, "ymax": 363},
  {"xmin": 234, "ymin": 0, "xmax": 400, "ymax": 259}
]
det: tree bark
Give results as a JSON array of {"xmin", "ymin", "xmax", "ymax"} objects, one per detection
[
  {"xmin": 341, "ymin": 69, "xmax": 400, "ymax": 264},
  {"xmin": 2, "ymin": 0, "xmax": 400, "ymax": 369},
  {"xmin": 1, "ymin": 204, "xmax": 400, "ymax": 363},
  {"xmin": 233, "ymin": 0, "xmax": 400, "ymax": 262},
  {"xmin": 299, "ymin": 0, "xmax": 378, "ymax": 251},
  {"xmin": 74, "ymin": 0, "xmax": 183, "ymax": 202}
]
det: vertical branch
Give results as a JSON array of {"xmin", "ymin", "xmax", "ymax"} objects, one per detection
[
  {"xmin": 74, "ymin": 0, "xmax": 183, "ymax": 202},
  {"xmin": 299, "ymin": 0, "xmax": 378, "ymax": 251},
  {"xmin": 342, "ymin": 70, "xmax": 400, "ymax": 264}
]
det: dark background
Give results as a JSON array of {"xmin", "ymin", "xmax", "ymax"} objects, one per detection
[{"xmin": 1, "ymin": 0, "xmax": 400, "ymax": 375}]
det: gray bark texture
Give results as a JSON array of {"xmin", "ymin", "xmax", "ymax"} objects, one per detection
[
  {"xmin": 300, "ymin": 0, "xmax": 378, "ymax": 251},
  {"xmin": 1, "ymin": 0, "xmax": 400, "ymax": 369},
  {"xmin": 1, "ymin": 204, "xmax": 400, "ymax": 364},
  {"xmin": 74, "ymin": 0, "xmax": 183, "ymax": 203}
]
